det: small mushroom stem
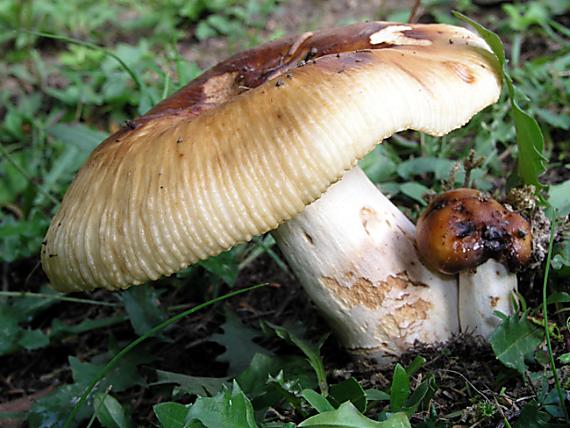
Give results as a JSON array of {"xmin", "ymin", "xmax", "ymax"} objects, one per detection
[
  {"xmin": 272, "ymin": 167, "xmax": 458, "ymax": 361},
  {"xmin": 458, "ymin": 259, "xmax": 517, "ymax": 338}
]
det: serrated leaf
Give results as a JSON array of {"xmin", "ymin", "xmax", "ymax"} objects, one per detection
[
  {"xmin": 489, "ymin": 312, "xmax": 544, "ymax": 374},
  {"xmin": 302, "ymin": 389, "xmax": 335, "ymax": 413},
  {"xmin": 454, "ymin": 12, "xmax": 546, "ymax": 190},
  {"xmin": 330, "ymin": 378, "xmax": 367, "ymax": 413},
  {"xmin": 154, "ymin": 402, "xmax": 189, "ymax": 428},
  {"xmin": 453, "ymin": 12, "xmax": 505, "ymax": 66},
  {"xmin": 513, "ymin": 401, "xmax": 554, "ymax": 427},
  {"xmin": 511, "ymin": 104, "xmax": 547, "ymax": 190},
  {"xmin": 69, "ymin": 345, "xmax": 153, "ymax": 392},
  {"xmin": 237, "ymin": 353, "xmax": 316, "ymax": 399},
  {"xmin": 298, "ymin": 402, "xmax": 411, "ymax": 428},
  {"xmin": 261, "ymin": 322, "xmax": 329, "ymax": 395},
  {"xmin": 185, "ymin": 381, "xmax": 259, "ymax": 428},
  {"xmin": 94, "ymin": 393, "xmax": 133, "ymax": 428},
  {"xmin": 390, "ymin": 364, "xmax": 409, "ymax": 412},
  {"xmin": 211, "ymin": 310, "xmax": 267, "ymax": 375}
]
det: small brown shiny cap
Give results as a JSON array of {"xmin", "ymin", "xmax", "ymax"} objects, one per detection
[
  {"xmin": 42, "ymin": 22, "xmax": 502, "ymax": 292},
  {"xmin": 416, "ymin": 188, "xmax": 532, "ymax": 275}
]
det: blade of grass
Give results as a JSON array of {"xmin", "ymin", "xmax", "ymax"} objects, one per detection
[
  {"xmin": 62, "ymin": 283, "xmax": 266, "ymax": 428},
  {"xmin": 18, "ymin": 30, "xmax": 155, "ymax": 108},
  {"xmin": 0, "ymin": 291, "xmax": 120, "ymax": 307},
  {"xmin": 542, "ymin": 212, "xmax": 569, "ymax": 421}
]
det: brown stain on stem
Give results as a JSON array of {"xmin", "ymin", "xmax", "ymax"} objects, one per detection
[{"xmin": 320, "ymin": 271, "xmax": 429, "ymax": 310}]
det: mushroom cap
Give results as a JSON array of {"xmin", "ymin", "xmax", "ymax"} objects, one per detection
[
  {"xmin": 416, "ymin": 188, "xmax": 532, "ymax": 275},
  {"xmin": 42, "ymin": 22, "xmax": 502, "ymax": 292}
]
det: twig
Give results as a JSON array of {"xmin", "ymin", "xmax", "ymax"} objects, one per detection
[{"xmin": 439, "ymin": 368, "xmax": 491, "ymax": 402}]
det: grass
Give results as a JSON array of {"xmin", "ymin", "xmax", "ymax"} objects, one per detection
[{"xmin": 1, "ymin": 0, "xmax": 569, "ymax": 427}]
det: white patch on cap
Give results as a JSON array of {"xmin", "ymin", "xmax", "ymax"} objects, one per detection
[{"xmin": 369, "ymin": 25, "xmax": 432, "ymax": 46}]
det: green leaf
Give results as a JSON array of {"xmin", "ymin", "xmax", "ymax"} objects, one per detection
[
  {"xmin": 390, "ymin": 364, "xmax": 410, "ymax": 412},
  {"xmin": 152, "ymin": 369, "xmax": 228, "ymax": 395},
  {"xmin": 199, "ymin": 251, "xmax": 239, "ymax": 286},
  {"xmin": 50, "ymin": 315, "xmax": 127, "ymax": 338},
  {"xmin": 211, "ymin": 310, "xmax": 268, "ymax": 375},
  {"xmin": 62, "ymin": 284, "xmax": 266, "ymax": 428},
  {"xmin": 454, "ymin": 12, "xmax": 547, "ymax": 191},
  {"xmin": 453, "ymin": 12, "xmax": 505, "ymax": 65},
  {"xmin": 549, "ymin": 180, "xmax": 570, "ymax": 216},
  {"xmin": 399, "ymin": 182, "xmax": 429, "ymax": 206},
  {"xmin": 551, "ymin": 237, "xmax": 570, "ymax": 273},
  {"xmin": 154, "ymin": 402, "xmax": 189, "ymax": 428},
  {"xmin": 546, "ymin": 292, "xmax": 570, "ymax": 304},
  {"xmin": 513, "ymin": 401, "xmax": 554, "ymax": 427},
  {"xmin": 489, "ymin": 312, "xmax": 544, "ymax": 374},
  {"xmin": 298, "ymin": 402, "xmax": 411, "ymax": 427},
  {"xmin": 0, "ymin": 307, "xmax": 24, "ymax": 355},
  {"xmin": 185, "ymin": 381, "xmax": 259, "ymax": 428},
  {"xmin": 302, "ymin": 389, "xmax": 335, "ymax": 413},
  {"xmin": 28, "ymin": 384, "xmax": 90, "ymax": 428},
  {"xmin": 237, "ymin": 353, "xmax": 317, "ymax": 399},
  {"xmin": 119, "ymin": 285, "xmax": 167, "ymax": 336},
  {"xmin": 365, "ymin": 389, "xmax": 391, "ymax": 402},
  {"xmin": 405, "ymin": 356, "xmax": 426, "ymax": 377},
  {"xmin": 396, "ymin": 157, "xmax": 455, "ymax": 181},
  {"xmin": 47, "ymin": 123, "xmax": 107, "ymax": 153},
  {"xmin": 404, "ymin": 376, "xmax": 435, "ymax": 414},
  {"xmin": 329, "ymin": 378, "xmax": 367, "ymax": 412},
  {"xmin": 260, "ymin": 370, "xmax": 307, "ymax": 413},
  {"xmin": 18, "ymin": 328, "xmax": 49, "ymax": 350},
  {"xmin": 261, "ymin": 322, "xmax": 329, "ymax": 395},
  {"xmin": 510, "ymin": 104, "xmax": 547, "ymax": 190},
  {"xmin": 94, "ymin": 393, "xmax": 133, "ymax": 428},
  {"xmin": 69, "ymin": 345, "xmax": 153, "ymax": 393}
]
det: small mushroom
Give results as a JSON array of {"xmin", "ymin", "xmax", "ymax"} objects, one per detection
[
  {"xmin": 42, "ymin": 22, "xmax": 502, "ymax": 359},
  {"xmin": 416, "ymin": 188, "xmax": 532, "ymax": 337}
]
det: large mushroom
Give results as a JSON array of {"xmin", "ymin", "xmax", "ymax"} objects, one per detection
[{"xmin": 42, "ymin": 22, "xmax": 502, "ymax": 360}]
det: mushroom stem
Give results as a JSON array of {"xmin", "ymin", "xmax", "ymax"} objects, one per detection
[
  {"xmin": 273, "ymin": 167, "xmax": 458, "ymax": 361},
  {"xmin": 458, "ymin": 259, "xmax": 517, "ymax": 338}
]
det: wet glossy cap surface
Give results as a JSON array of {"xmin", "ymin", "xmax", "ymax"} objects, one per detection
[{"xmin": 416, "ymin": 188, "xmax": 532, "ymax": 275}]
